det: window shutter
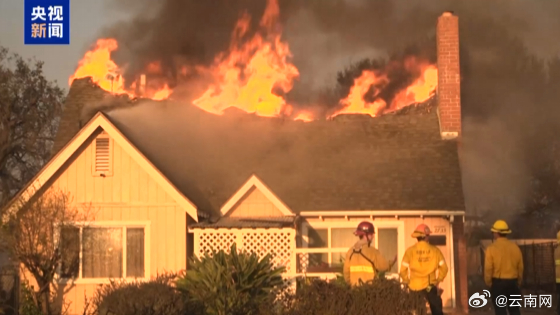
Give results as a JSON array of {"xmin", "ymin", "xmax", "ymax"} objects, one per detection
[{"xmin": 93, "ymin": 134, "xmax": 113, "ymax": 176}]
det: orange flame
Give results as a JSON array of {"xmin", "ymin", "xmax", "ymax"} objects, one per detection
[
  {"xmin": 70, "ymin": 39, "xmax": 172, "ymax": 100},
  {"xmin": 331, "ymin": 70, "xmax": 389, "ymax": 118},
  {"xmin": 193, "ymin": 0, "xmax": 299, "ymax": 117},
  {"xmin": 68, "ymin": 0, "xmax": 437, "ymax": 121},
  {"xmin": 390, "ymin": 61, "xmax": 438, "ymax": 112},
  {"xmin": 330, "ymin": 58, "xmax": 438, "ymax": 118},
  {"xmin": 69, "ymin": 39, "xmax": 130, "ymax": 96},
  {"xmin": 294, "ymin": 112, "xmax": 314, "ymax": 122}
]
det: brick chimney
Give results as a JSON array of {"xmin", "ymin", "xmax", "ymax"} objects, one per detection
[
  {"xmin": 51, "ymin": 78, "xmax": 108, "ymax": 156},
  {"xmin": 436, "ymin": 11, "xmax": 461, "ymax": 140}
]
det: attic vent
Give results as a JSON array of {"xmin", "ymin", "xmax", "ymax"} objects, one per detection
[{"xmin": 92, "ymin": 134, "xmax": 113, "ymax": 177}]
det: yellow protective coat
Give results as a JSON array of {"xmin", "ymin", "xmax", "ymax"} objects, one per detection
[
  {"xmin": 484, "ymin": 237, "xmax": 524, "ymax": 287},
  {"xmin": 554, "ymin": 244, "xmax": 560, "ymax": 283},
  {"xmin": 343, "ymin": 243, "xmax": 389, "ymax": 286},
  {"xmin": 399, "ymin": 240, "xmax": 448, "ymax": 291}
]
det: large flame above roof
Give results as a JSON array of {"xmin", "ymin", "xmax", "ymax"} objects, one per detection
[{"xmin": 69, "ymin": 0, "xmax": 437, "ymax": 121}]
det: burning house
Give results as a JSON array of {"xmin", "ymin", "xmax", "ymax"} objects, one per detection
[{"xmin": 4, "ymin": 3, "xmax": 469, "ymax": 315}]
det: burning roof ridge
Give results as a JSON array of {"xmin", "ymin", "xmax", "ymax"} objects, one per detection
[{"xmin": 69, "ymin": 76, "xmax": 438, "ymax": 127}]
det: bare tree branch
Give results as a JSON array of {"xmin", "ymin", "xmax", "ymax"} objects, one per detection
[{"xmin": 0, "ymin": 189, "xmax": 93, "ymax": 315}]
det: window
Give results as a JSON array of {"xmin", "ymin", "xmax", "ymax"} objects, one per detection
[
  {"xmin": 377, "ymin": 228, "xmax": 399, "ymax": 273},
  {"xmin": 302, "ymin": 221, "xmax": 404, "ymax": 274},
  {"xmin": 92, "ymin": 133, "xmax": 113, "ymax": 177},
  {"xmin": 59, "ymin": 223, "xmax": 148, "ymax": 281}
]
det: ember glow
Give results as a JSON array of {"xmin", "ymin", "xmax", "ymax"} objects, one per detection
[
  {"xmin": 69, "ymin": 0, "xmax": 437, "ymax": 120},
  {"xmin": 330, "ymin": 59, "xmax": 438, "ymax": 118}
]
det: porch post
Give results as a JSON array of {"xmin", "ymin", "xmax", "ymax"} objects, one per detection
[{"xmin": 453, "ymin": 216, "xmax": 469, "ymax": 313}]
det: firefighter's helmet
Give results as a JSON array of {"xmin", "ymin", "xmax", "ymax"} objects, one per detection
[
  {"xmin": 354, "ymin": 221, "xmax": 375, "ymax": 236},
  {"xmin": 490, "ymin": 220, "xmax": 511, "ymax": 234},
  {"xmin": 411, "ymin": 223, "xmax": 431, "ymax": 238}
]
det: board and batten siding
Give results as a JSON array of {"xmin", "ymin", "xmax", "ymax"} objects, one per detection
[
  {"xmin": 226, "ymin": 186, "xmax": 284, "ymax": 217},
  {"xmin": 302, "ymin": 215, "xmax": 454, "ymax": 308},
  {"xmin": 26, "ymin": 133, "xmax": 187, "ymax": 315}
]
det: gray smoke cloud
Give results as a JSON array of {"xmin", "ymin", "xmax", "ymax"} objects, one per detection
[{"xmin": 95, "ymin": 0, "xmax": 560, "ymax": 220}]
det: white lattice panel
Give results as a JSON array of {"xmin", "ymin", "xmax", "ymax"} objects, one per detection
[
  {"xmin": 196, "ymin": 231, "xmax": 237, "ymax": 256},
  {"xmin": 241, "ymin": 230, "xmax": 294, "ymax": 274},
  {"xmin": 193, "ymin": 228, "xmax": 297, "ymax": 290}
]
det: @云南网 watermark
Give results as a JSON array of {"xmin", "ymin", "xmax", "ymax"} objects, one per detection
[{"xmin": 468, "ymin": 290, "xmax": 552, "ymax": 308}]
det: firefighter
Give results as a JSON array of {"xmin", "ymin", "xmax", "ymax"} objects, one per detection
[
  {"xmin": 343, "ymin": 221, "xmax": 390, "ymax": 286},
  {"xmin": 484, "ymin": 220, "xmax": 523, "ymax": 315},
  {"xmin": 554, "ymin": 230, "xmax": 560, "ymax": 315},
  {"xmin": 399, "ymin": 224, "xmax": 448, "ymax": 315}
]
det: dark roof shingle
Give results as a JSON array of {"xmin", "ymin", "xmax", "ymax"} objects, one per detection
[{"xmin": 56, "ymin": 80, "xmax": 466, "ymax": 218}]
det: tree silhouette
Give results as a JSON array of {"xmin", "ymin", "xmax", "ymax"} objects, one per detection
[{"xmin": 0, "ymin": 47, "xmax": 65, "ymax": 207}]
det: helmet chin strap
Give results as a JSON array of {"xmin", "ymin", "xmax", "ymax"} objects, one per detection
[{"xmin": 366, "ymin": 234, "xmax": 373, "ymax": 246}]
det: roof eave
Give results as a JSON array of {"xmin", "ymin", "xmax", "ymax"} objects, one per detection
[{"xmin": 298, "ymin": 210, "xmax": 466, "ymax": 217}]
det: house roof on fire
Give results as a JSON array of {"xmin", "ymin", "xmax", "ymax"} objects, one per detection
[{"xmin": 48, "ymin": 78, "xmax": 465, "ymax": 220}]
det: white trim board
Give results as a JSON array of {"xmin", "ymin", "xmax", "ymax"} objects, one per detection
[
  {"xmin": 3, "ymin": 112, "xmax": 199, "ymax": 222},
  {"xmin": 299, "ymin": 210, "xmax": 465, "ymax": 217},
  {"xmin": 54, "ymin": 220, "xmax": 151, "ymax": 285},
  {"xmin": 220, "ymin": 174, "xmax": 294, "ymax": 217},
  {"xmin": 300, "ymin": 219, "xmax": 406, "ymax": 273}
]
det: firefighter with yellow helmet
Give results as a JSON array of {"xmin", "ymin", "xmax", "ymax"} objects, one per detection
[
  {"xmin": 554, "ymin": 230, "xmax": 560, "ymax": 315},
  {"xmin": 343, "ymin": 221, "xmax": 390, "ymax": 286},
  {"xmin": 399, "ymin": 224, "xmax": 448, "ymax": 315},
  {"xmin": 484, "ymin": 220, "xmax": 523, "ymax": 315}
]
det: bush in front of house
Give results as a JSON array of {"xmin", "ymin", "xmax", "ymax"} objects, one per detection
[
  {"xmin": 18, "ymin": 281, "xmax": 43, "ymax": 315},
  {"xmin": 90, "ymin": 272, "xmax": 203, "ymax": 315},
  {"xmin": 176, "ymin": 243, "xmax": 286, "ymax": 315},
  {"xmin": 278, "ymin": 278, "xmax": 427, "ymax": 315}
]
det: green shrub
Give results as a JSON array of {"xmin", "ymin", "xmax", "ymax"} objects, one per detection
[
  {"xmin": 177, "ymin": 243, "xmax": 285, "ymax": 315},
  {"xmin": 280, "ymin": 278, "xmax": 427, "ymax": 315},
  {"xmin": 19, "ymin": 281, "xmax": 42, "ymax": 315},
  {"xmin": 91, "ymin": 273, "xmax": 202, "ymax": 315}
]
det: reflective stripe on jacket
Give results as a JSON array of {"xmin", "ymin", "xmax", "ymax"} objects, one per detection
[
  {"xmin": 483, "ymin": 237, "xmax": 524, "ymax": 287},
  {"xmin": 554, "ymin": 245, "xmax": 560, "ymax": 283},
  {"xmin": 399, "ymin": 240, "xmax": 448, "ymax": 291},
  {"xmin": 343, "ymin": 244, "xmax": 389, "ymax": 286}
]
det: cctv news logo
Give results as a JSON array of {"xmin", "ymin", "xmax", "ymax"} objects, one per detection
[{"xmin": 469, "ymin": 290, "xmax": 491, "ymax": 308}]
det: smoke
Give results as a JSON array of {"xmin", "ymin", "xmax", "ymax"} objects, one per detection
[
  {"xmin": 98, "ymin": 0, "xmax": 560, "ymax": 218},
  {"xmin": 101, "ymin": 0, "xmax": 302, "ymax": 86}
]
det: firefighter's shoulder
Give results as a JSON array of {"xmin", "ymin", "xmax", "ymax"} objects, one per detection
[
  {"xmin": 428, "ymin": 243, "xmax": 446, "ymax": 260},
  {"xmin": 427, "ymin": 242, "xmax": 443, "ymax": 253},
  {"xmin": 362, "ymin": 244, "xmax": 382, "ymax": 254}
]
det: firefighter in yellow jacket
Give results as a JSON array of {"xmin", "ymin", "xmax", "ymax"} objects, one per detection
[
  {"xmin": 399, "ymin": 224, "xmax": 448, "ymax": 315},
  {"xmin": 554, "ymin": 230, "xmax": 560, "ymax": 315},
  {"xmin": 343, "ymin": 221, "xmax": 389, "ymax": 286},
  {"xmin": 484, "ymin": 220, "xmax": 523, "ymax": 315}
]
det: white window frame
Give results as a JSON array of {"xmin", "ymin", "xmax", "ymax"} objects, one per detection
[
  {"xmin": 55, "ymin": 221, "xmax": 151, "ymax": 284},
  {"xmin": 301, "ymin": 220, "xmax": 405, "ymax": 273}
]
